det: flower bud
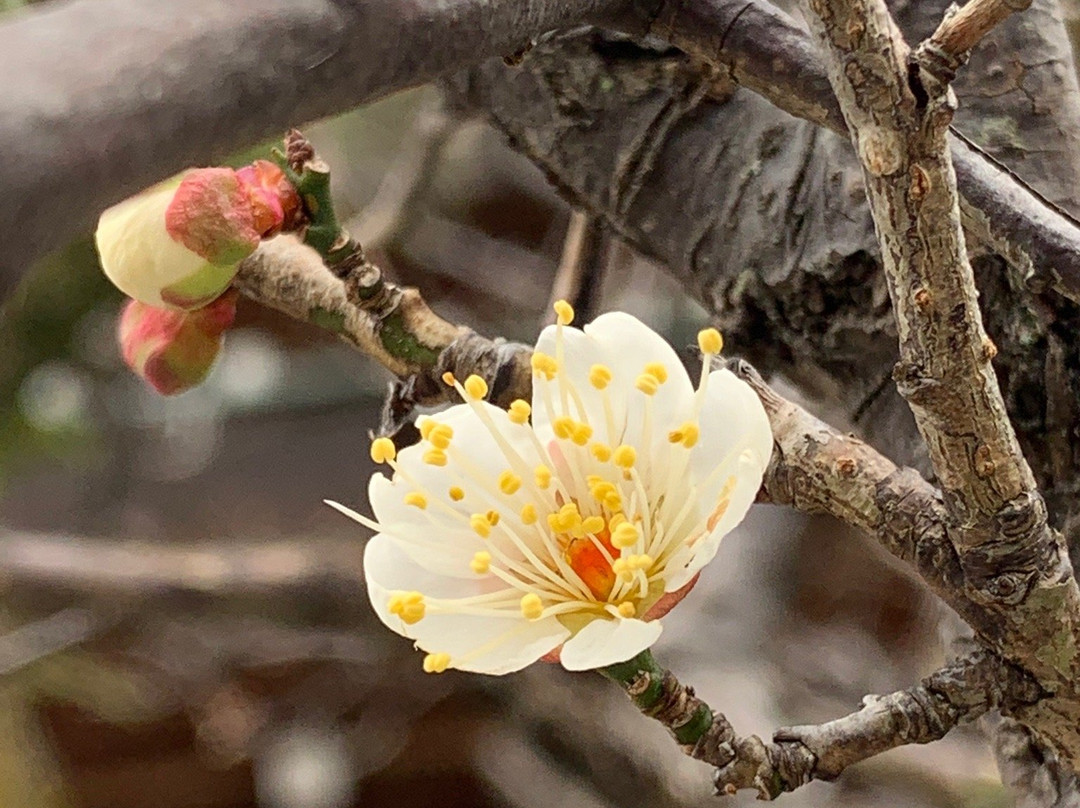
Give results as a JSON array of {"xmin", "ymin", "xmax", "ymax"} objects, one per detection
[
  {"xmin": 118, "ymin": 289, "xmax": 237, "ymax": 395},
  {"xmin": 96, "ymin": 164, "xmax": 299, "ymax": 310}
]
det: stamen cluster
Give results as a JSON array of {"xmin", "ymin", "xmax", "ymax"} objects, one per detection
[{"xmin": 329, "ymin": 305, "xmax": 773, "ymax": 674}]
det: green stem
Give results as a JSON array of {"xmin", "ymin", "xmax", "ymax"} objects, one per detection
[
  {"xmin": 598, "ymin": 650, "xmax": 715, "ymax": 746},
  {"xmin": 272, "ymin": 147, "xmax": 359, "ymax": 270}
]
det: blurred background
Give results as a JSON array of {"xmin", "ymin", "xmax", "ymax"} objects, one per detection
[{"xmin": 0, "ymin": 11, "xmax": 1012, "ymax": 806}]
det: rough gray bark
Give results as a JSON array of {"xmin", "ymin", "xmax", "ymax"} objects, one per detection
[
  {"xmin": 442, "ymin": 23, "xmax": 1080, "ymax": 541},
  {"xmin": 0, "ymin": 0, "xmax": 628, "ymax": 288}
]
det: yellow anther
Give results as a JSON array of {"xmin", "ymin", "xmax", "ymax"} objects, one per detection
[
  {"xmin": 418, "ymin": 418, "xmax": 436, "ymax": 441},
  {"xmin": 590, "ymin": 443, "xmax": 612, "ymax": 462},
  {"xmin": 428, "ymin": 423, "xmax": 454, "ymax": 450},
  {"xmin": 586, "ymin": 474, "xmax": 603, "ymax": 486},
  {"xmin": 520, "ymin": 593, "xmax": 544, "ymax": 620},
  {"xmin": 613, "ymin": 445, "xmax": 636, "ymax": 469},
  {"xmin": 588, "ymin": 481, "xmax": 621, "ymax": 511},
  {"xmin": 644, "ymin": 362, "xmax": 668, "ymax": 383},
  {"xmin": 423, "ymin": 448, "xmax": 448, "ymax": 466},
  {"xmin": 535, "ymin": 465, "xmax": 552, "ymax": 489},
  {"xmin": 404, "ymin": 492, "xmax": 427, "ymax": 509},
  {"xmin": 508, "ymin": 399, "xmax": 531, "ymax": 425},
  {"xmin": 442, "ymin": 371, "xmax": 457, "ymax": 386},
  {"xmin": 571, "ymin": 423, "xmax": 593, "ymax": 446},
  {"xmin": 553, "ymin": 416, "xmax": 575, "ymax": 440},
  {"xmin": 498, "ymin": 470, "xmax": 522, "ymax": 495},
  {"xmin": 520, "ymin": 503, "xmax": 538, "ymax": 525},
  {"xmin": 486, "ymin": 509, "xmax": 500, "ymax": 526},
  {"xmin": 590, "ymin": 480, "xmax": 616, "ymax": 499},
  {"xmin": 589, "ymin": 364, "xmax": 612, "ymax": 390},
  {"xmin": 553, "ymin": 299, "xmax": 575, "ymax": 325},
  {"xmin": 464, "ymin": 374, "xmax": 489, "ymax": 400},
  {"xmin": 668, "ymin": 421, "xmax": 699, "ymax": 448},
  {"xmin": 617, "ymin": 602, "xmax": 637, "ymax": 618},
  {"xmin": 612, "ymin": 521, "xmax": 640, "ymax": 549},
  {"xmin": 698, "ymin": 327, "xmax": 724, "ymax": 355},
  {"xmin": 470, "ymin": 513, "xmax": 492, "ymax": 538},
  {"xmin": 470, "ymin": 551, "xmax": 492, "ymax": 574},
  {"xmin": 423, "ymin": 652, "xmax": 452, "ymax": 674},
  {"xmin": 370, "ymin": 437, "xmax": 396, "ymax": 464},
  {"xmin": 609, "ymin": 513, "xmax": 627, "ymax": 530},
  {"xmin": 634, "ymin": 553, "xmax": 654, "ymax": 570},
  {"xmin": 635, "ymin": 373, "xmax": 660, "ymax": 395},
  {"xmin": 531, "ymin": 352, "xmax": 558, "ymax": 380},
  {"xmin": 449, "ymin": 486, "xmax": 465, "ymax": 502},
  {"xmin": 389, "ymin": 591, "xmax": 425, "ymax": 625},
  {"xmin": 612, "ymin": 558, "xmax": 629, "ymax": 576},
  {"xmin": 582, "ymin": 515, "xmax": 605, "ymax": 535}
]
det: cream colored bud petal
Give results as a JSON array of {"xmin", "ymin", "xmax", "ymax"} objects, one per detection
[
  {"xmin": 95, "ymin": 178, "xmax": 242, "ymax": 310},
  {"xmin": 558, "ymin": 617, "xmax": 663, "ymax": 671}
]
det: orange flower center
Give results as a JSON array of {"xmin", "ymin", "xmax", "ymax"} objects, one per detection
[{"xmin": 563, "ymin": 527, "xmax": 618, "ymax": 600}]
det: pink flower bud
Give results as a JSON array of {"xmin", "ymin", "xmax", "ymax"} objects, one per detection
[
  {"xmin": 118, "ymin": 290, "xmax": 238, "ymax": 395},
  {"xmin": 96, "ymin": 164, "xmax": 299, "ymax": 311},
  {"xmin": 234, "ymin": 160, "xmax": 301, "ymax": 238}
]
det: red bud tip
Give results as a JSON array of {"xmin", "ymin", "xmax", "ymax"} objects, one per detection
[{"xmin": 235, "ymin": 160, "xmax": 301, "ymax": 238}]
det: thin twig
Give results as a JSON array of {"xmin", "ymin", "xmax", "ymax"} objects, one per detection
[
  {"xmin": 543, "ymin": 210, "xmax": 607, "ymax": 326},
  {"xmin": 601, "ymin": 649, "xmax": 1040, "ymax": 800},
  {"xmin": 919, "ymin": 0, "xmax": 1035, "ymax": 78}
]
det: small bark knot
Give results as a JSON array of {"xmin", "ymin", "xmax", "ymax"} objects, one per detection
[
  {"xmin": 972, "ymin": 570, "xmax": 1032, "ymax": 605},
  {"xmin": 284, "ymin": 129, "xmax": 316, "ymax": 171},
  {"xmin": 913, "ymin": 286, "xmax": 932, "ymax": 310},
  {"xmin": 713, "ymin": 735, "xmax": 794, "ymax": 800},
  {"xmin": 690, "ymin": 714, "xmax": 738, "ymax": 765},
  {"xmin": 892, "ymin": 360, "xmax": 942, "ymax": 406},
  {"xmin": 981, "ymin": 337, "xmax": 998, "ymax": 361},
  {"xmin": 974, "ymin": 444, "xmax": 996, "ymax": 478},
  {"xmin": 913, "ymin": 41, "xmax": 962, "ymax": 87},
  {"xmin": 836, "ymin": 456, "xmax": 858, "ymax": 477},
  {"xmin": 858, "ymin": 129, "xmax": 904, "ymax": 177},
  {"xmin": 908, "ymin": 164, "xmax": 931, "ymax": 202}
]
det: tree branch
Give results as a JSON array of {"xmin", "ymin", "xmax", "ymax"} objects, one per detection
[
  {"xmin": 735, "ymin": 361, "xmax": 1080, "ymax": 764},
  {"xmin": 797, "ymin": 0, "xmax": 1080, "ymax": 758},
  {"xmin": 602, "ymin": 648, "xmax": 1041, "ymax": 799},
  {"xmin": 543, "ymin": 211, "xmax": 607, "ymax": 326},
  {"xmin": 638, "ymin": 0, "xmax": 1080, "ymax": 301},
  {"xmin": 234, "ymin": 235, "xmax": 532, "ymax": 435},
  {"xmin": 919, "ymin": 0, "xmax": 1034, "ymax": 76},
  {"xmin": 0, "ymin": 0, "xmax": 631, "ymax": 288}
]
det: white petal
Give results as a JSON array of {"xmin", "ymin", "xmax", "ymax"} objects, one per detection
[
  {"xmin": 365, "ymin": 535, "xmax": 570, "ymax": 675},
  {"xmin": 368, "ymin": 400, "xmax": 548, "ymax": 574},
  {"xmin": 689, "ymin": 367, "xmax": 773, "ymax": 504},
  {"xmin": 532, "ymin": 313, "xmax": 695, "ymax": 454},
  {"xmin": 663, "ymin": 449, "xmax": 765, "ymax": 591},
  {"xmin": 391, "ymin": 401, "xmax": 544, "ymax": 497},
  {"xmin": 367, "ymin": 474, "xmax": 479, "ymax": 578},
  {"xmin": 532, "ymin": 323, "xmax": 620, "ymax": 445},
  {"xmin": 558, "ymin": 617, "xmax": 663, "ymax": 671}
]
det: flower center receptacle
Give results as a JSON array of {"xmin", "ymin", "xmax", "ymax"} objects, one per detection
[{"xmin": 563, "ymin": 527, "xmax": 618, "ymax": 601}]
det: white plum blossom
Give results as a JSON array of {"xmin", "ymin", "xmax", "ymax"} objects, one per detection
[{"xmin": 328, "ymin": 305, "xmax": 773, "ymax": 675}]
